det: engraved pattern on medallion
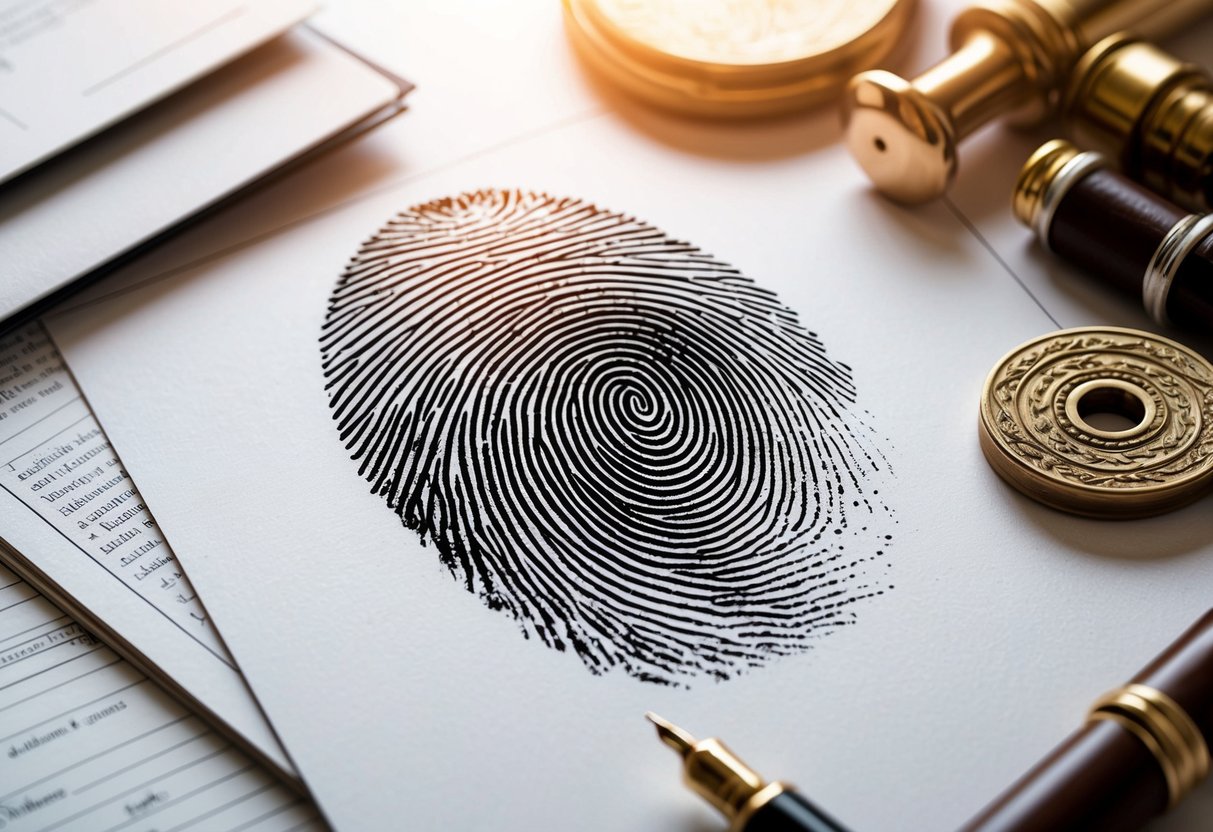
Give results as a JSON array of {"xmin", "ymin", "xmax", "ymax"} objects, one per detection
[
  {"xmin": 987, "ymin": 333, "xmax": 1213, "ymax": 490},
  {"xmin": 594, "ymin": 0, "xmax": 898, "ymax": 64}
]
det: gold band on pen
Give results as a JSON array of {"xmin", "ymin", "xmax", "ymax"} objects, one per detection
[
  {"xmin": 728, "ymin": 782, "xmax": 792, "ymax": 832},
  {"xmin": 1088, "ymin": 683, "xmax": 1211, "ymax": 808}
]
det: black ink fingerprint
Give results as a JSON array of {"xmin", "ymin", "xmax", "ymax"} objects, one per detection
[{"xmin": 319, "ymin": 190, "xmax": 894, "ymax": 685}]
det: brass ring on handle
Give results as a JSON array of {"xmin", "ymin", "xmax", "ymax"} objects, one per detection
[{"xmin": 1088, "ymin": 683, "xmax": 1211, "ymax": 808}]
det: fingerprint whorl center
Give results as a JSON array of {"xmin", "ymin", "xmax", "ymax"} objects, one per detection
[{"xmin": 319, "ymin": 190, "xmax": 894, "ymax": 685}]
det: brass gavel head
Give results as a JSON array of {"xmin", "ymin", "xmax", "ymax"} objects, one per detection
[
  {"xmin": 841, "ymin": 4, "xmax": 1048, "ymax": 204},
  {"xmin": 842, "ymin": 70, "xmax": 959, "ymax": 204},
  {"xmin": 842, "ymin": 0, "xmax": 1213, "ymax": 203}
]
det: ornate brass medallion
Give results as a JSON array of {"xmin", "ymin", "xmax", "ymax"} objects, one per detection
[{"xmin": 979, "ymin": 327, "xmax": 1213, "ymax": 518}]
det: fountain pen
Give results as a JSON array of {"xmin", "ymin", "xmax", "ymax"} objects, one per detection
[{"xmin": 646, "ymin": 713, "xmax": 852, "ymax": 832}]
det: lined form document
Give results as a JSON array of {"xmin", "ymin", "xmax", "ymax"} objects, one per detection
[
  {"xmin": 0, "ymin": 560, "xmax": 323, "ymax": 831},
  {"xmin": 0, "ymin": 323, "xmax": 295, "ymax": 779},
  {"xmin": 0, "ymin": 327, "xmax": 218, "ymax": 642}
]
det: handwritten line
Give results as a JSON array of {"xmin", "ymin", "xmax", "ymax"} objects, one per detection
[
  {"xmin": 82, "ymin": 6, "xmax": 249, "ymax": 97},
  {"xmin": 40, "ymin": 748, "xmax": 242, "ymax": 832},
  {"xmin": 161, "ymin": 782, "xmax": 275, "ymax": 832},
  {"xmin": 0, "ymin": 613, "xmax": 72, "ymax": 647},
  {"xmin": 224, "ymin": 797, "xmax": 311, "ymax": 832},
  {"xmin": 99, "ymin": 764, "xmax": 258, "ymax": 832},
  {"xmin": 0, "ymin": 656, "xmax": 123, "ymax": 716},
  {"xmin": 0, "ymin": 620, "xmax": 81, "ymax": 655},
  {"xmin": 0, "ymin": 714, "xmax": 191, "ymax": 804},
  {"xmin": 74, "ymin": 728, "xmax": 212, "ymax": 794},
  {"xmin": 0, "ymin": 396, "xmax": 83, "ymax": 453},
  {"xmin": 0, "ymin": 106, "xmax": 27, "ymax": 130},
  {"xmin": 0, "ymin": 677, "xmax": 146, "ymax": 744},
  {"xmin": 2, "ymin": 411, "xmax": 91, "ymax": 468}
]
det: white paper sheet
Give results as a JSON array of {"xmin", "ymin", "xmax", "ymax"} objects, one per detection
[
  {"xmin": 43, "ymin": 1, "xmax": 1213, "ymax": 830},
  {"xmin": 0, "ymin": 24, "xmax": 406, "ymax": 324},
  {"xmin": 0, "ymin": 322, "xmax": 294, "ymax": 778},
  {"xmin": 0, "ymin": 560, "xmax": 323, "ymax": 832},
  {"xmin": 47, "ymin": 111, "xmax": 1213, "ymax": 830},
  {"xmin": 0, "ymin": 0, "xmax": 314, "ymax": 183}
]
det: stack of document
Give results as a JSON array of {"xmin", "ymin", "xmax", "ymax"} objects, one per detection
[
  {"xmin": 1, "ymin": 0, "xmax": 411, "ymax": 326},
  {"xmin": 0, "ymin": 2, "xmax": 410, "ymax": 828}
]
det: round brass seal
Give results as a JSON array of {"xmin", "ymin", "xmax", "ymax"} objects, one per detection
[
  {"xmin": 978, "ymin": 327, "xmax": 1213, "ymax": 518},
  {"xmin": 562, "ymin": 0, "xmax": 914, "ymax": 118}
]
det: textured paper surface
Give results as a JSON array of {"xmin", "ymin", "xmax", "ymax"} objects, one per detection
[
  {"xmin": 0, "ymin": 563, "xmax": 322, "ymax": 831},
  {"xmin": 0, "ymin": 323, "xmax": 293, "ymax": 777},
  {"xmin": 49, "ymin": 122, "xmax": 1213, "ymax": 830},
  {"xmin": 0, "ymin": 0, "xmax": 313, "ymax": 182},
  {"xmin": 0, "ymin": 25, "xmax": 404, "ymax": 322},
  {"xmin": 46, "ymin": 0, "xmax": 1213, "ymax": 829}
]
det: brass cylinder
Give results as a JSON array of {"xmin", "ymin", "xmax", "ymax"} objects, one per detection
[
  {"xmin": 841, "ymin": 0, "xmax": 1213, "ymax": 204},
  {"xmin": 1011, "ymin": 138, "xmax": 1086, "ymax": 231},
  {"xmin": 1064, "ymin": 35, "xmax": 1213, "ymax": 211}
]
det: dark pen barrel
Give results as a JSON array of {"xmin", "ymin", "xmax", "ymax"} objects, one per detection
[
  {"xmin": 957, "ymin": 719, "xmax": 1168, "ymax": 832},
  {"xmin": 1048, "ymin": 167, "xmax": 1184, "ymax": 298},
  {"xmin": 960, "ymin": 610, "xmax": 1213, "ymax": 832},
  {"xmin": 1013, "ymin": 139, "xmax": 1213, "ymax": 330},
  {"xmin": 1169, "ymin": 233, "xmax": 1213, "ymax": 329},
  {"xmin": 741, "ymin": 788, "xmax": 852, "ymax": 832}
]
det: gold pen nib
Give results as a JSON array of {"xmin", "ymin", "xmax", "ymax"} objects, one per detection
[
  {"xmin": 644, "ymin": 712, "xmax": 766, "ymax": 819},
  {"xmin": 645, "ymin": 712, "xmax": 697, "ymax": 758}
]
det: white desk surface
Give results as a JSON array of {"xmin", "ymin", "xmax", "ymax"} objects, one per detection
[{"xmin": 45, "ymin": 1, "xmax": 1213, "ymax": 830}]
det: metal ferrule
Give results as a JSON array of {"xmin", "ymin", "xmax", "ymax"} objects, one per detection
[
  {"xmin": 1064, "ymin": 35, "xmax": 1213, "ymax": 212},
  {"xmin": 1142, "ymin": 213, "xmax": 1213, "ymax": 325},
  {"xmin": 1012, "ymin": 138, "xmax": 1107, "ymax": 247},
  {"xmin": 681, "ymin": 737, "xmax": 766, "ymax": 818}
]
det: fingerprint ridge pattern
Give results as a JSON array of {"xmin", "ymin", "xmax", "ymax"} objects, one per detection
[{"xmin": 320, "ymin": 189, "xmax": 894, "ymax": 685}]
